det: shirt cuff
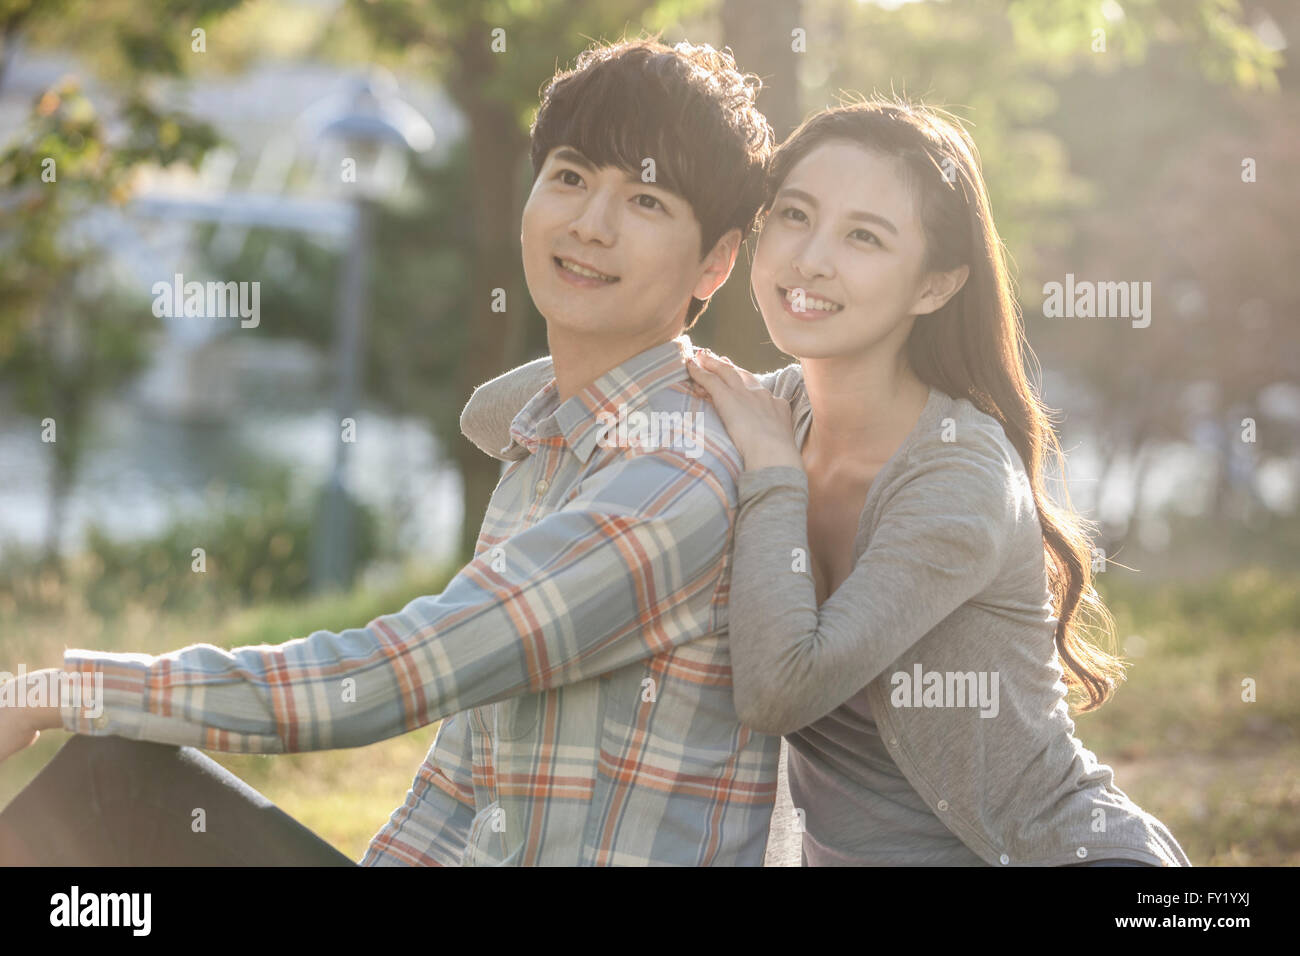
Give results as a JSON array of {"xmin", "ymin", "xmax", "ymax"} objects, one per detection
[
  {"xmin": 60, "ymin": 648, "xmax": 152, "ymax": 737},
  {"xmin": 737, "ymin": 465, "xmax": 809, "ymax": 505}
]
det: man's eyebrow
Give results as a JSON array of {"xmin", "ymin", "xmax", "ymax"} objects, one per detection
[
  {"xmin": 552, "ymin": 147, "xmax": 659, "ymax": 187},
  {"xmin": 774, "ymin": 186, "xmax": 899, "ymax": 236}
]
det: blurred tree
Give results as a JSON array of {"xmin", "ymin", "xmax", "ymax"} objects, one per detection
[
  {"xmin": 1031, "ymin": 2, "xmax": 1295, "ymax": 543},
  {"xmin": 0, "ymin": 79, "xmax": 218, "ymax": 565},
  {"xmin": 692, "ymin": 0, "xmax": 804, "ymax": 371},
  {"xmin": 0, "ymin": 0, "xmax": 242, "ymax": 567}
]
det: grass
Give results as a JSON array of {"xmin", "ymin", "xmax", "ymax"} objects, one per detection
[
  {"xmin": 1074, "ymin": 567, "xmax": 1300, "ymax": 866},
  {"xmin": 2, "ymin": 562, "xmax": 1297, "ymax": 865},
  {"xmin": 0, "ymin": 562, "xmax": 457, "ymax": 863}
]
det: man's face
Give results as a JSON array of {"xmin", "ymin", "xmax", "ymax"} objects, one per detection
[{"xmin": 522, "ymin": 145, "xmax": 710, "ymax": 342}]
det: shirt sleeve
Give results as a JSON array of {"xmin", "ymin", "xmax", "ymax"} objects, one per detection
[
  {"xmin": 459, "ymin": 355, "xmax": 555, "ymax": 460},
  {"xmin": 727, "ymin": 442, "xmax": 1021, "ymax": 736},
  {"xmin": 360, "ymin": 710, "xmax": 477, "ymax": 866},
  {"xmin": 61, "ymin": 446, "xmax": 733, "ymax": 753}
]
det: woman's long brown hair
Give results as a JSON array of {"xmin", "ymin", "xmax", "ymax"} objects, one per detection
[{"xmin": 760, "ymin": 95, "xmax": 1125, "ymax": 711}]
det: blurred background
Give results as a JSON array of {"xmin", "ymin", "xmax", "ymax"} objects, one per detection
[{"xmin": 0, "ymin": 0, "xmax": 1296, "ymax": 865}]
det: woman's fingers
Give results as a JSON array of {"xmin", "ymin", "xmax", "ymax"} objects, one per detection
[
  {"xmin": 693, "ymin": 350, "xmax": 740, "ymax": 386},
  {"xmin": 698, "ymin": 349, "xmax": 766, "ymax": 391}
]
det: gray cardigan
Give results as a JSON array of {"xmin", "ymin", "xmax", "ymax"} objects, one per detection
[{"xmin": 459, "ymin": 354, "xmax": 1191, "ymax": 867}]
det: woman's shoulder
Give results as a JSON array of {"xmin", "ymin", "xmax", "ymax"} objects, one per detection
[
  {"xmin": 755, "ymin": 361, "xmax": 804, "ymax": 400},
  {"xmin": 892, "ymin": 389, "xmax": 1037, "ymax": 524},
  {"xmin": 908, "ymin": 389, "xmax": 1028, "ymax": 476}
]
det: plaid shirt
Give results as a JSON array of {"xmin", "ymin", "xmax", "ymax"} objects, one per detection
[{"xmin": 60, "ymin": 334, "xmax": 781, "ymax": 865}]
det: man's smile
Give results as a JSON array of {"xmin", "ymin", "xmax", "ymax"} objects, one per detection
[{"xmin": 554, "ymin": 256, "xmax": 620, "ymax": 284}]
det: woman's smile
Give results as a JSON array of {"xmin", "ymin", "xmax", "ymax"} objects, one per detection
[{"xmin": 776, "ymin": 284, "xmax": 844, "ymax": 320}]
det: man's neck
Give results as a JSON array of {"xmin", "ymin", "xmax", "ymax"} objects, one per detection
[{"xmin": 547, "ymin": 324, "xmax": 682, "ymax": 403}]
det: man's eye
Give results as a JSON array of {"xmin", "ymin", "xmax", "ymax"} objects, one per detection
[
  {"xmin": 635, "ymin": 194, "xmax": 663, "ymax": 210},
  {"xmin": 557, "ymin": 169, "xmax": 582, "ymax": 186}
]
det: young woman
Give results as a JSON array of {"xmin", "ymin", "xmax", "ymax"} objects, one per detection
[{"xmin": 461, "ymin": 97, "xmax": 1190, "ymax": 867}]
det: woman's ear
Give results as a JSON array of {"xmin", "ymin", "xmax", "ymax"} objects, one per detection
[{"xmin": 912, "ymin": 263, "xmax": 970, "ymax": 316}]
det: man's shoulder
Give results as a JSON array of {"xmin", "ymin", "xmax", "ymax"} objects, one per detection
[{"xmin": 582, "ymin": 379, "xmax": 743, "ymax": 511}]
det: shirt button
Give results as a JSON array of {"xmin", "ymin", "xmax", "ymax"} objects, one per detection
[
  {"xmin": 936, "ymin": 799, "xmax": 949, "ymax": 812},
  {"xmin": 999, "ymin": 853, "xmax": 1010, "ymax": 865},
  {"xmin": 94, "ymin": 713, "xmax": 109, "ymax": 730},
  {"xmin": 1076, "ymin": 846, "xmax": 1088, "ymax": 859},
  {"xmin": 534, "ymin": 479, "xmax": 549, "ymax": 496}
]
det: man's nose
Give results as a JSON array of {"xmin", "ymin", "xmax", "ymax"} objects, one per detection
[{"xmin": 570, "ymin": 188, "xmax": 618, "ymax": 245}]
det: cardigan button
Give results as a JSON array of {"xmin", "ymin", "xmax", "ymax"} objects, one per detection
[
  {"xmin": 889, "ymin": 737, "xmax": 898, "ymax": 747},
  {"xmin": 936, "ymin": 800, "xmax": 949, "ymax": 811},
  {"xmin": 1076, "ymin": 847, "xmax": 1088, "ymax": 859},
  {"xmin": 999, "ymin": 853, "xmax": 1010, "ymax": 865}
]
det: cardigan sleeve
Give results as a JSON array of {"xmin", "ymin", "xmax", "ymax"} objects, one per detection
[
  {"xmin": 458, "ymin": 355, "xmax": 555, "ymax": 460},
  {"xmin": 728, "ymin": 435, "xmax": 1024, "ymax": 736}
]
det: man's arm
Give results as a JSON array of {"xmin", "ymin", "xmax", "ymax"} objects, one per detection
[{"xmin": 60, "ymin": 447, "xmax": 733, "ymax": 754}]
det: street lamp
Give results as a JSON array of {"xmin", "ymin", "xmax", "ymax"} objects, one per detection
[{"xmin": 299, "ymin": 69, "xmax": 434, "ymax": 592}]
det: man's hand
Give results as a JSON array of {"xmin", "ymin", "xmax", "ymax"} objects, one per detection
[{"xmin": 0, "ymin": 668, "xmax": 64, "ymax": 765}]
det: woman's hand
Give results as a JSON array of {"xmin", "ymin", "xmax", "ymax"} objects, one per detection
[
  {"xmin": 686, "ymin": 349, "xmax": 803, "ymax": 471},
  {"xmin": 0, "ymin": 668, "xmax": 66, "ymax": 765},
  {"xmin": 0, "ymin": 680, "xmax": 43, "ymax": 766}
]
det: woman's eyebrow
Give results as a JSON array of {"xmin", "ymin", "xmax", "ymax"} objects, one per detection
[{"xmin": 775, "ymin": 186, "xmax": 899, "ymax": 236}]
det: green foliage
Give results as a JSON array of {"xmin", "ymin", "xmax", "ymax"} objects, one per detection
[
  {"xmin": 0, "ymin": 467, "xmax": 382, "ymax": 619},
  {"xmin": 0, "ymin": 81, "xmax": 162, "ymax": 502}
]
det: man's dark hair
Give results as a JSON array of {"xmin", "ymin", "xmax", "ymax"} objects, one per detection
[{"xmin": 530, "ymin": 36, "xmax": 774, "ymax": 330}]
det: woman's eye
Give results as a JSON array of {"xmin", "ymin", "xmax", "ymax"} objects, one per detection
[
  {"xmin": 779, "ymin": 205, "xmax": 808, "ymax": 223},
  {"xmin": 851, "ymin": 228, "xmax": 881, "ymax": 246}
]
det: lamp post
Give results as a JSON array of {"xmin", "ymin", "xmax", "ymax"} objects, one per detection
[{"xmin": 300, "ymin": 69, "xmax": 434, "ymax": 592}]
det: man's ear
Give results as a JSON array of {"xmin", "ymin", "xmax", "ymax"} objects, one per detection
[
  {"xmin": 912, "ymin": 263, "xmax": 970, "ymax": 316},
  {"xmin": 693, "ymin": 227, "xmax": 743, "ymax": 302}
]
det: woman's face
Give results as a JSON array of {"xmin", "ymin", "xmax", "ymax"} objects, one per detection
[{"xmin": 751, "ymin": 139, "xmax": 935, "ymax": 361}]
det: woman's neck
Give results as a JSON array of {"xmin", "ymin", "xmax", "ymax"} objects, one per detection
[{"xmin": 799, "ymin": 348, "xmax": 931, "ymax": 470}]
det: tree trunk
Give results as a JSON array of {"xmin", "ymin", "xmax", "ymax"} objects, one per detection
[
  {"xmin": 444, "ymin": 20, "xmax": 530, "ymax": 564},
  {"xmin": 702, "ymin": 0, "xmax": 804, "ymax": 370}
]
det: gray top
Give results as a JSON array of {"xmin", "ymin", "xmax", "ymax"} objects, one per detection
[{"xmin": 460, "ymin": 352, "xmax": 1191, "ymax": 867}]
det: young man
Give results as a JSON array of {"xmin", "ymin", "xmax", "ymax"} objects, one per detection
[{"xmin": 0, "ymin": 37, "xmax": 780, "ymax": 866}]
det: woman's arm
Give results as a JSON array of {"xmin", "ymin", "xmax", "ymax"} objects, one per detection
[
  {"xmin": 459, "ymin": 355, "xmax": 556, "ymax": 460},
  {"xmin": 460, "ymin": 351, "xmax": 798, "ymax": 461},
  {"xmin": 728, "ymin": 445, "xmax": 1020, "ymax": 736}
]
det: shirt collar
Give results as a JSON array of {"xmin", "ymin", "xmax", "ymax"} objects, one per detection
[{"xmin": 503, "ymin": 333, "xmax": 701, "ymax": 463}]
